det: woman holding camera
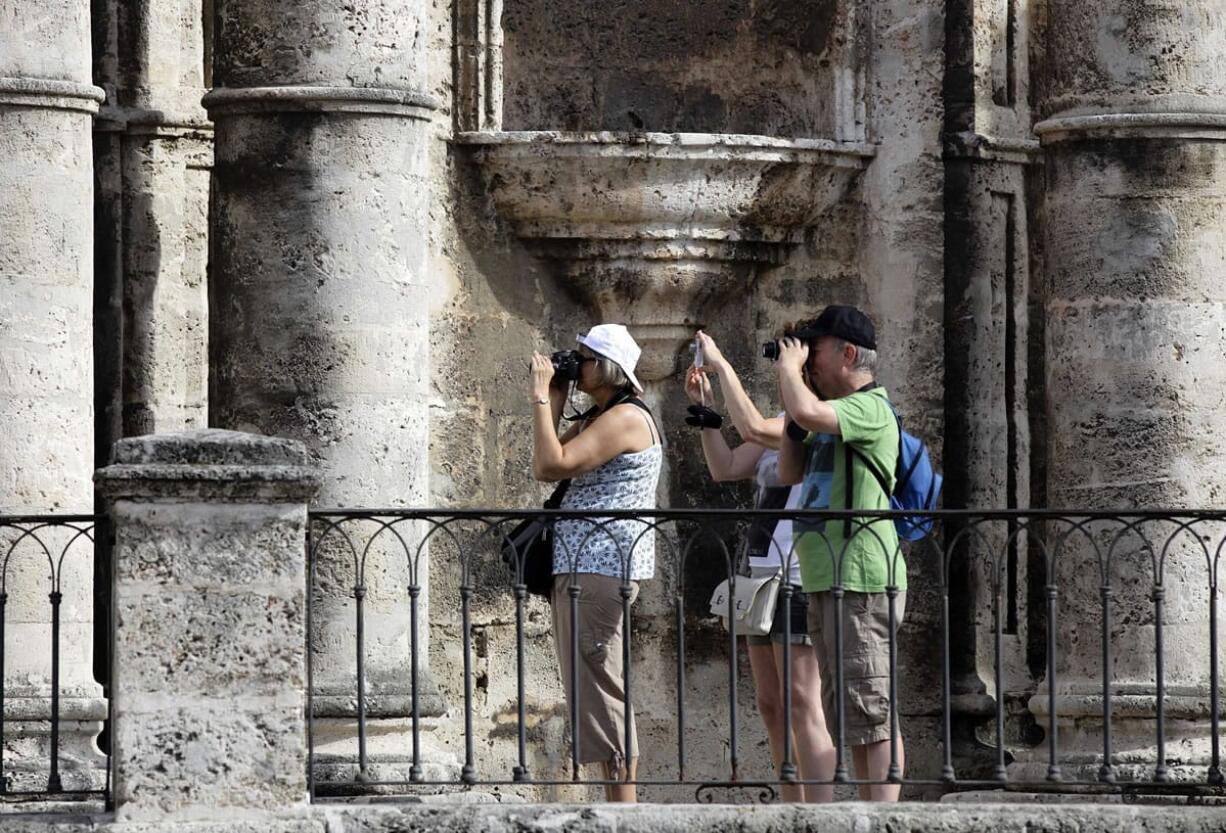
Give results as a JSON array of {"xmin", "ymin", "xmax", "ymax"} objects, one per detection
[
  {"xmin": 684, "ymin": 330, "xmax": 834, "ymax": 802},
  {"xmin": 529, "ymin": 323, "xmax": 661, "ymax": 803}
]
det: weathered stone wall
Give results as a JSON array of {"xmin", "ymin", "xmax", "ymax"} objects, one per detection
[
  {"xmin": 92, "ymin": 0, "xmax": 213, "ymax": 450},
  {"xmin": 942, "ymin": 0, "xmax": 1044, "ymax": 776},
  {"xmin": 499, "ymin": 0, "xmax": 861, "ymax": 139}
]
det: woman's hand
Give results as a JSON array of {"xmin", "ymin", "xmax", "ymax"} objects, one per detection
[
  {"xmin": 684, "ymin": 366, "xmax": 713, "ymax": 405},
  {"xmin": 529, "ymin": 352, "xmax": 555, "ymax": 401},
  {"xmin": 694, "ymin": 330, "xmax": 728, "ymax": 373}
]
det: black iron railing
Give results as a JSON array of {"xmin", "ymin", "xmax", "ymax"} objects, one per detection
[
  {"xmin": 0, "ymin": 515, "xmax": 109, "ymax": 803},
  {"xmin": 306, "ymin": 508, "xmax": 1224, "ymax": 802}
]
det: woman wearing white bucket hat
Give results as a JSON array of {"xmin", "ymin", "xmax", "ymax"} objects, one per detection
[{"xmin": 528, "ymin": 323, "xmax": 661, "ymax": 802}]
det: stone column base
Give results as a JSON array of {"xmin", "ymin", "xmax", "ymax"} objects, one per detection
[{"xmin": 1, "ymin": 695, "xmax": 107, "ymax": 793}]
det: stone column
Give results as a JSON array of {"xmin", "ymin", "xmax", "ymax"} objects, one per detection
[
  {"xmin": 1025, "ymin": 0, "xmax": 1226, "ymax": 783},
  {"xmin": 0, "ymin": 0, "xmax": 107, "ymax": 791},
  {"xmin": 203, "ymin": 0, "xmax": 449, "ymax": 786},
  {"xmin": 96, "ymin": 429, "xmax": 319, "ymax": 821},
  {"xmin": 93, "ymin": 0, "xmax": 213, "ymax": 446},
  {"xmin": 942, "ymin": 0, "xmax": 1042, "ymax": 779}
]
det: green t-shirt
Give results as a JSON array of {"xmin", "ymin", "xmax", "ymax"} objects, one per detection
[{"xmin": 794, "ymin": 387, "xmax": 906, "ymax": 593}]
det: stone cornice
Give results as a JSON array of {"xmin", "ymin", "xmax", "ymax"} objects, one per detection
[
  {"xmin": 1035, "ymin": 112, "xmax": 1226, "ymax": 144},
  {"xmin": 0, "ymin": 77, "xmax": 106, "ymax": 114},
  {"xmin": 943, "ymin": 130, "xmax": 1041, "ymax": 165},
  {"xmin": 94, "ymin": 104, "xmax": 213, "ymax": 135},
  {"xmin": 203, "ymin": 85, "xmax": 441, "ymax": 118},
  {"xmin": 457, "ymin": 130, "xmax": 876, "ymax": 164}
]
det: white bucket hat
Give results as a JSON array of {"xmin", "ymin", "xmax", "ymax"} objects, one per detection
[{"xmin": 576, "ymin": 324, "xmax": 644, "ymax": 394}]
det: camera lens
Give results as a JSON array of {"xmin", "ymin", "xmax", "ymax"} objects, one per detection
[{"xmin": 761, "ymin": 341, "xmax": 780, "ymax": 361}]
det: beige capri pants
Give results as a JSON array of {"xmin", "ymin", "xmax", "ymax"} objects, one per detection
[{"xmin": 551, "ymin": 573, "xmax": 640, "ymax": 769}]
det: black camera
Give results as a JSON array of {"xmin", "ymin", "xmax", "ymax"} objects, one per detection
[
  {"xmin": 551, "ymin": 349, "xmax": 582, "ymax": 381},
  {"xmin": 761, "ymin": 335, "xmax": 794, "ymax": 361}
]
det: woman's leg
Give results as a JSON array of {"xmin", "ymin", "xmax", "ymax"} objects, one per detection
[
  {"xmin": 775, "ymin": 641, "xmax": 836, "ymax": 802},
  {"xmin": 747, "ymin": 641, "xmax": 803, "ymax": 802},
  {"xmin": 603, "ymin": 756, "xmax": 638, "ymax": 802}
]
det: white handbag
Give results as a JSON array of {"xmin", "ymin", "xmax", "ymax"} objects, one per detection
[{"xmin": 708, "ymin": 567, "xmax": 781, "ymax": 637}]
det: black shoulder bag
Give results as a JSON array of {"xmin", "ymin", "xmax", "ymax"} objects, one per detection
[{"xmin": 500, "ymin": 478, "xmax": 570, "ymax": 598}]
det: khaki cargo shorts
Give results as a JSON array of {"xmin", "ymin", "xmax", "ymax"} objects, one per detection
[{"xmin": 806, "ymin": 590, "xmax": 906, "ymax": 747}]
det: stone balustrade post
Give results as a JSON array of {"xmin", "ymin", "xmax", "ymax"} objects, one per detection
[{"xmin": 96, "ymin": 429, "xmax": 319, "ymax": 822}]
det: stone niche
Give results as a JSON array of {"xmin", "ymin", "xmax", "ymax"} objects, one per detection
[
  {"xmin": 455, "ymin": 0, "xmax": 871, "ymax": 383},
  {"xmin": 458, "ymin": 131, "xmax": 873, "ymax": 381}
]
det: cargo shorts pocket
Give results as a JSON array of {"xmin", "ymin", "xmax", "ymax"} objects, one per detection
[
  {"xmin": 842, "ymin": 650, "xmax": 892, "ymax": 729},
  {"xmin": 578, "ymin": 586, "xmax": 633, "ymax": 664}
]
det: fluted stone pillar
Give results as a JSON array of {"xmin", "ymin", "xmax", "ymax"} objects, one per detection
[
  {"xmin": 1022, "ymin": 0, "xmax": 1226, "ymax": 784},
  {"xmin": 93, "ymin": 0, "xmax": 213, "ymax": 445},
  {"xmin": 942, "ymin": 0, "xmax": 1042, "ymax": 780},
  {"xmin": 0, "ymin": 0, "xmax": 107, "ymax": 792},
  {"xmin": 204, "ymin": 0, "xmax": 449, "ymax": 787}
]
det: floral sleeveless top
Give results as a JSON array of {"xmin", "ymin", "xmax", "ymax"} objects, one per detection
[{"xmin": 553, "ymin": 408, "xmax": 662, "ymax": 580}]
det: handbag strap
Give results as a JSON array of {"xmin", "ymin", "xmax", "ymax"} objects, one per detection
[{"xmin": 543, "ymin": 478, "xmax": 571, "ymax": 509}]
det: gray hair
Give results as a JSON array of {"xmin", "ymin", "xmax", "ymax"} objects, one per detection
[
  {"xmin": 839, "ymin": 339, "xmax": 878, "ymax": 374},
  {"xmin": 594, "ymin": 355, "xmax": 632, "ymax": 391}
]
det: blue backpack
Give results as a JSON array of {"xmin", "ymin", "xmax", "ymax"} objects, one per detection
[{"xmin": 846, "ymin": 399, "xmax": 942, "ymax": 542}]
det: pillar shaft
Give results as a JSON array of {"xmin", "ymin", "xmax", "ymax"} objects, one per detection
[
  {"xmin": 0, "ymin": 0, "xmax": 106, "ymax": 792},
  {"xmin": 204, "ymin": 0, "xmax": 448, "ymax": 786},
  {"xmin": 1031, "ymin": 0, "xmax": 1226, "ymax": 782}
]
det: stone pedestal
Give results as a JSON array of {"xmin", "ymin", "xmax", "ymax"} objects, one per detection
[
  {"xmin": 0, "ymin": 0, "xmax": 107, "ymax": 793},
  {"xmin": 1018, "ymin": 0, "xmax": 1226, "ymax": 785},
  {"xmin": 96, "ymin": 429, "xmax": 320, "ymax": 821},
  {"xmin": 204, "ymin": 0, "xmax": 451, "ymax": 788}
]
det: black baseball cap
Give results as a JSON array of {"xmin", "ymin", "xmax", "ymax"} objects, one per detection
[{"xmin": 793, "ymin": 305, "xmax": 877, "ymax": 350}]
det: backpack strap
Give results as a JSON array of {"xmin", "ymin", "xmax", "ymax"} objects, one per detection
[
  {"xmin": 849, "ymin": 444, "xmax": 893, "ymax": 498},
  {"xmin": 843, "ymin": 387, "xmax": 901, "ymax": 521},
  {"xmin": 843, "ymin": 443, "xmax": 854, "ymax": 540}
]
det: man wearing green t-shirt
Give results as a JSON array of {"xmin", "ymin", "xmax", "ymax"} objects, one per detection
[{"xmin": 776, "ymin": 305, "xmax": 906, "ymax": 802}]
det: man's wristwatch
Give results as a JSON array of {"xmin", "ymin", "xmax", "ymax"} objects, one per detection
[{"xmin": 785, "ymin": 420, "xmax": 808, "ymax": 442}]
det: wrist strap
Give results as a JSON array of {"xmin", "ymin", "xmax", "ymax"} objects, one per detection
[{"xmin": 685, "ymin": 404, "xmax": 723, "ymax": 430}]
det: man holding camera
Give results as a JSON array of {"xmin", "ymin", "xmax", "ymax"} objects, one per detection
[{"xmin": 774, "ymin": 304, "xmax": 906, "ymax": 802}]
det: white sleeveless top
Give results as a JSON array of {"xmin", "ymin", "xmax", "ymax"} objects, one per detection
[
  {"xmin": 553, "ymin": 407, "xmax": 662, "ymax": 580},
  {"xmin": 751, "ymin": 438, "xmax": 803, "ymax": 586}
]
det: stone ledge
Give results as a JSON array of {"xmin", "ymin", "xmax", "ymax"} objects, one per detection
[
  {"xmin": 0, "ymin": 78, "xmax": 106, "ymax": 114},
  {"xmin": 943, "ymin": 131, "xmax": 1041, "ymax": 165},
  {"xmin": 10, "ymin": 802, "xmax": 1226, "ymax": 833}
]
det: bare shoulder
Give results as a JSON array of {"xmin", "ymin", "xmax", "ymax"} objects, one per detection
[{"xmin": 601, "ymin": 402, "xmax": 656, "ymax": 447}]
